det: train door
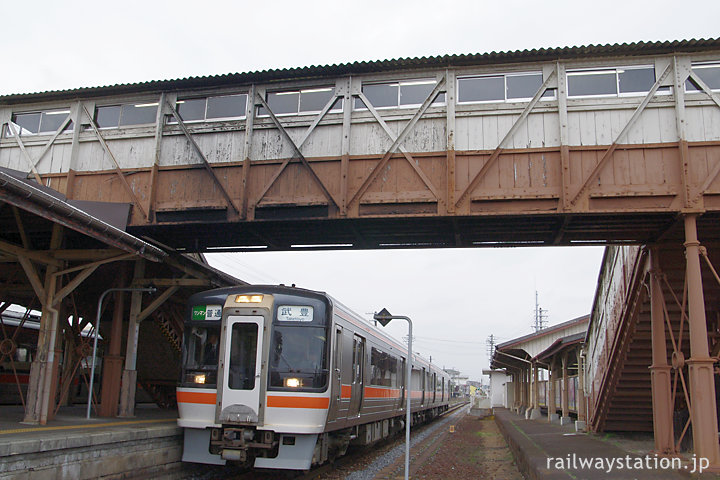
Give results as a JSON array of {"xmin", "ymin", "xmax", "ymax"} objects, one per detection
[
  {"xmin": 328, "ymin": 326, "xmax": 344, "ymax": 422},
  {"xmin": 399, "ymin": 357, "xmax": 406, "ymax": 410},
  {"xmin": 348, "ymin": 335, "xmax": 364, "ymax": 417},
  {"xmin": 432, "ymin": 372, "xmax": 436, "ymax": 403},
  {"xmin": 421, "ymin": 367, "xmax": 426, "ymax": 405},
  {"xmin": 218, "ymin": 315, "xmax": 263, "ymax": 424}
]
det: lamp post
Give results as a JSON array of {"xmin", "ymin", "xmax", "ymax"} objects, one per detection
[
  {"xmin": 87, "ymin": 286, "xmax": 155, "ymax": 419},
  {"xmin": 374, "ymin": 308, "xmax": 412, "ymax": 480}
]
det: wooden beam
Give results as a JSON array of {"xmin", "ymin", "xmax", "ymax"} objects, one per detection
[
  {"xmin": 0, "ymin": 239, "xmax": 62, "ymax": 267},
  {"xmin": 165, "ymin": 101, "xmax": 241, "ymax": 215},
  {"xmin": 456, "ymin": 69, "xmax": 557, "ymax": 207},
  {"xmin": 556, "ymin": 62, "xmax": 571, "ymax": 211},
  {"xmin": 446, "ymin": 69, "xmax": 457, "ymax": 213},
  {"xmin": 17, "ymin": 255, "xmax": 46, "ymax": 301},
  {"xmin": 241, "ymin": 85, "xmax": 256, "ymax": 219},
  {"xmin": 12, "ymin": 206, "xmax": 31, "ymax": 249},
  {"xmin": 569, "ymin": 63, "xmax": 672, "ymax": 206},
  {"xmin": 339, "ymin": 78, "xmax": 353, "ymax": 215},
  {"xmin": 82, "ymin": 106, "xmax": 149, "ymax": 219},
  {"xmin": 132, "ymin": 278, "xmax": 211, "ymax": 287},
  {"xmin": 52, "ymin": 252, "xmax": 134, "ymax": 277},
  {"xmin": 147, "ymin": 93, "xmax": 166, "ymax": 222}
]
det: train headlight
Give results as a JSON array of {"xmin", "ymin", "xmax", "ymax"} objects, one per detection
[
  {"xmin": 194, "ymin": 373, "xmax": 207, "ymax": 384},
  {"xmin": 236, "ymin": 295, "xmax": 264, "ymax": 303},
  {"xmin": 284, "ymin": 377, "xmax": 302, "ymax": 388}
]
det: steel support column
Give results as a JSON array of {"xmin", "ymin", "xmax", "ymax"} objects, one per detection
[
  {"xmin": 683, "ymin": 214, "xmax": 720, "ymax": 466},
  {"xmin": 649, "ymin": 247, "xmax": 675, "ymax": 454}
]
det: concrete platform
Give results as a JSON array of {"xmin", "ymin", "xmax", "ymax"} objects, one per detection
[
  {"xmin": 494, "ymin": 408, "xmax": 716, "ymax": 479},
  {"xmin": 0, "ymin": 405, "xmax": 197, "ymax": 479}
]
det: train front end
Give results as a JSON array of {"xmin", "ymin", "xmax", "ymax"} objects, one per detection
[{"xmin": 177, "ymin": 286, "xmax": 332, "ymax": 470}]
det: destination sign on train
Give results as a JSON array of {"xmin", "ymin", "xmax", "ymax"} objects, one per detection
[{"xmin": 277, "ymin": 305, "xmax": 313, "ymax": 322}]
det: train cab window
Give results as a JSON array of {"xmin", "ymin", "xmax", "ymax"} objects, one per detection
[
  {"xmin": 228, "ymin": 323, "xmax": 258, "ymax": 390},
  {"xmin": 182, "ymin": 326, "xmax": 221, "ymax": 386},
  {"xmin": 269, "ymin": 325, "xmax": 328, "ymax": 390}
]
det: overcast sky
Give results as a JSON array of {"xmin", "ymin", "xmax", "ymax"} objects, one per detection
[{"xmin": 3, "ymin": 0, "xmax": 718, "ymax": 380}]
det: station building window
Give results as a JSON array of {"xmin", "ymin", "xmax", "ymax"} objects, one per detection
[
  {"xmin": 567, "ymin": 66, "xmax": 669, "ymax": 97},
  {"xmin": 355, "ymin": 79, "xmax": 446, "ymax": 110},
  {"xmin": 5, "ymin": 109, "xmax": 73, "ymax": 137},
  {"xmin": 94, "ymin": 102, "xmax": 158, "ymax": 128},
  {"xmin": 457, "ymin": 72, "xmax": 555, "ymax": 103},
  {"xmin": 258, "ymin": 87, "xmax": 342, "ymax": 116},
  {"xmin": 169, "ymin": 93, "xmax": 248, "ymax": 123},
  {"xmin": 686, "ymin": 62, "xmax": 720, "ymax": 92}
]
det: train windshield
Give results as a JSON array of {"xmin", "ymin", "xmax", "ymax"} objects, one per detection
[
  {"xmin": 182, "ymin": 326, "xmax": 220, "ymax": 386},
  {"xmin": 269, "ymin": 325, "xmax": 328, "ymax": 390}
]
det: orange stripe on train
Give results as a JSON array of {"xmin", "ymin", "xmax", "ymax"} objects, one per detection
[
  {"xmin": 364, "ymin": 386, "xmax": 401, "ymax": 399},
  {"xmin": 177, "ymin": 391, "xmax": 217, "ymax": 405},
  {"xmin": 266, "ymin": 396, "xmax": 330, "ymax": 409}
]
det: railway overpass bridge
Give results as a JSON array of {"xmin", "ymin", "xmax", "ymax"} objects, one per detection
[{"xmin": 2, "ymin": 38, "xmax": 720, "ymax": 465}]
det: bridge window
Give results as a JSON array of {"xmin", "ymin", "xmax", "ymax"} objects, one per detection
[
  {"xmin": 5, "ymin": 109, "xmax": 73, "ymax": 137},
  {"xmin": 457, "ymin": 72, "xmax": 554, "ymax": 103},
  {"xmin": 567, "ymin": 66, "xmax": 668, "ymax": 97},
  {"xmin": 170, "ymin": 93, "xmax": 248, "ymax": 123},
  {"xmin": 354, "ymin": 79, "xmax": 446, "ymax": 110},
  {"xmin": 95, "ymin": 102, "xmax": 158, "ymax": 128},
  {"xmin": 686, "ymin": 63, "xmax": 720, "ymax": 92},
  {"xmin": 258, "ymin": 87, "xmax": 342, "ymax": 116}
]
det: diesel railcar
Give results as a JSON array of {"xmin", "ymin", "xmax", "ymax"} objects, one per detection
[{"xmin": 177, "ymin": 285, "xmax": 450, "ymax": 470}]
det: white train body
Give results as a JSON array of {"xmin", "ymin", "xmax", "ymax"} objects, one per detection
[{"xmin": 177, "ymin": 285, "xmax": 450, "ymax": 470}]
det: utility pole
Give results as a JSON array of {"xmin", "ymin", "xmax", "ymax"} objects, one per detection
[{"xmin": 532, "ymin": 291, "xmax": 548, "ymax": 332}]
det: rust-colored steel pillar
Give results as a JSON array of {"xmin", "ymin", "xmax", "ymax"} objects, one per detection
[
  {"xmin": 683, "ymin": 214, "xmax": 720, "ymax": 466},
  {"xmin": 548, "ymin": 358, "xmax": 557, "ymax": 422},
  {"xmin": 99, "ymin": 274, "xmax": 127, "ymax": 417},
  {"xmin": 649, "ymin": 247, "xmax": 675, "ymax": 454}
]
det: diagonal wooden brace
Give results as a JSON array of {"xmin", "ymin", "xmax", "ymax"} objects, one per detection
[
  {"xmin": 348, "ymin": 78, "xmax": 447, "ymax": 207},
  {"xmin": 455, "ymin": 69, "xmax": 557, "ymax": 207},
  {"xmin": 165, "ymin": 101, "xmax": 241, "ymax": 215},
  {"xmin": 254, "ymin": 93, "xmax": 340, "ymax": 209},
  {"xmin": 568, "ymin": 64, "xmax": 672, "ymax": 206},
  {"xmin": 83, "ymin": 106, "xmax": 149, "ymax": 219},
  {"xmin": 354, "ymin": 89, "xmax": 445, "ymax": 206}
]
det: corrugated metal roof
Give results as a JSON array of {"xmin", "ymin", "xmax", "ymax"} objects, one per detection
[{"xmin": 2, "ymin": 38, "xmax": 719, "ymax": 104}]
